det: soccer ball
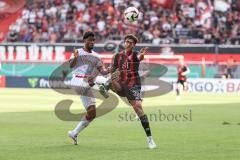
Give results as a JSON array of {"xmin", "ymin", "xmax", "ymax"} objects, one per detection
[{"xmin": 124, "ymin": 7, "xmax": 139, "ymax": 22}]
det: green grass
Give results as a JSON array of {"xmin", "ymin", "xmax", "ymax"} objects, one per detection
[{"xmin": 0, "ymin": 88, "xmax": 240, "ymax": 160}]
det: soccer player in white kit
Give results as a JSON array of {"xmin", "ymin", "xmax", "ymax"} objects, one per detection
[{"xmin": 68, "ymin": 31, "xmax": 109, "ymax": 145}]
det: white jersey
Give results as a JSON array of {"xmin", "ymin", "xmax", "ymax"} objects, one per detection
[
  {"xmin": 72, "ymin": 48, "xmax": 102, "ymax": 76},
  {"xmin": 70, "ymin": 48, "xmax": 103, "ymax": 109}
]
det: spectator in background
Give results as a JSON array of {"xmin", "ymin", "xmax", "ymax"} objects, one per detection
[
  {"xmin": 227, "ymin": 56, "xmax": 236, "ymax": 78},
  {"xmin": 7, "ymin": 30, "xmax": 18, "ymax": 42},
  {"xmin": 3, "ymin": 0, "xmax": 240, "ymax": 44}
]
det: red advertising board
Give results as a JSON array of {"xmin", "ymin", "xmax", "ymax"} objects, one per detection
[{"xmin": 0, "ymin": 76, "xmax": 6, "ymax": 87}]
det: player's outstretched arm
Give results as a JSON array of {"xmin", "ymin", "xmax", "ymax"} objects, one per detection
[
  {"xmin": 139, "ymin": 47, "xmax": 149, "ymax": 61},
  {"xmin": 97, "ymin": 66, "xmax": 110, "ymax": 75},
  {"xmin": 182, "ymin": 67, "xmax": 190, "ymax": 76},
  {"xmin": 69, "ymin": 49, "xmax": 78, "ymax": 68},
  {"xmin": 185, "ymin": 67, "xmax": 190, "ymax": 75}
]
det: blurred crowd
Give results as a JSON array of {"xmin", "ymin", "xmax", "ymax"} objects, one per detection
[{"xmin": 5, "ymin": 0, "xmax": 240, "ymax": 44}]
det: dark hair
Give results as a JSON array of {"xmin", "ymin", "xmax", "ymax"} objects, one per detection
[
  {"xmin": 83, "ymin": 31, "xmax": 95, "ymax": 40},
  {"xmin": 124, "ymin": 34, "xmax": 138, "ymax": 44}
]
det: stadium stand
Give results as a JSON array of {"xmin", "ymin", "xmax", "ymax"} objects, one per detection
[
  {"xmin": 0, "ymin": 0, "xmax": 26, "ymax": 42},
  {"xmin": 2, "ymin": 0, "xmax": 240, "ymax": 44}
]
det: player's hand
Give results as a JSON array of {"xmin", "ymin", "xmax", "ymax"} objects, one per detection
[
  {"xmin": 140, "ymin": 47, "xmax": 149, "ymax": 56},
  {"xmin": 73, "ymin": 48, "xmax": 78, "ymax": 58},
  {"xmin": 139, "ymin": 47, "xmax": 148, "ymax": 61}
]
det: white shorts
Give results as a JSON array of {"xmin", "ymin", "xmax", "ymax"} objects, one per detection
[{"xmin": 70, "ymin": 76, "xmax": 95, "ymax": 109}]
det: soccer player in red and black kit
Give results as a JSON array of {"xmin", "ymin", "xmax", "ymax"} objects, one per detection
[
  {"xmin": 100, "ymin": 34, "xmax": 156, "ymax": 149},
  {"xmin": 176, "ymin": 59, "xmax": 190, "ymax": 100}
]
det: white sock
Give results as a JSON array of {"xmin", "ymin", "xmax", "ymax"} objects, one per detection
[{"xmin": 72, "ymin": 116, "xmax": 90, "ymax": 136}]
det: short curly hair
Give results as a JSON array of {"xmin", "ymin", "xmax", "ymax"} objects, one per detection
[
  {"xmin": 124, "ymin": 34, "xmax": 138, "ymax": 44},
  {"xmin": 83, "ymin": 31, "xmax": 95, "ymax": 40}
]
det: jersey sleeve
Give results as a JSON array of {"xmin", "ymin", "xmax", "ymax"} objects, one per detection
[
  {"xmin": 96, "ymin": 57, "xmax": 103, "ymax": 68},
  {"xmin": 91, "ymin": 51, "xmax": 103, "ymax": 68}
]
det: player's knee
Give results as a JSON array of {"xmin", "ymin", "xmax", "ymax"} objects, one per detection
[
  {"xmin": 132, "ymin": 101, "xmax": 144, "ymax": 116},
  {"xmin": 86, "ymin": 111, "xmax": 96, "ymax": 121},
  {"xmin": 86, "ymin": 106, "xmax": 96, "ymax": 121},
  {"xmin": 135, "ymin": 108, "xmax": 144, "ymax": 117},
  {"xmin": 111, "ymin": 81, "xmax": 121, "ymax": 92},
  {"xmin": 135, "ymin": 102, "xmax": 142, "ymax": 108}
]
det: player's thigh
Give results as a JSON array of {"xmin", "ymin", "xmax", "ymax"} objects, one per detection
[
  {"xmin": 80, "ymin": 89, "xmax": 96, "ymax": 109},
  {"xmin": 176, "ymin": 81, "xmax": 184, "ymax": 90},
  {"xmin": 86, "ymin": 105, "xmax": 96, "ymax": 118},
  {"xmin": 111, "ymin": 80, "xmax": 122, "ymax": 92}
]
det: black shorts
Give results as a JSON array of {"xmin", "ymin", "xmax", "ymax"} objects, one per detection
[
  {"xmin": 177, "ymin": 79, "xmax": 187, "ymax": 87},
  {"xmin": 116, "ymin": 85, "xmax": 142, "ymax": 102}
]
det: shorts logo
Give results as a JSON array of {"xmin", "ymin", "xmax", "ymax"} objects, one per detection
[{"xmin": 130, "ymin": 88, "xmax": 141, "ymax": 97}]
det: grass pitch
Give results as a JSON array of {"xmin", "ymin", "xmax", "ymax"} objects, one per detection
[{"xmin": 0, "ymin": 88, "xmax": 240, "ymax": 160}]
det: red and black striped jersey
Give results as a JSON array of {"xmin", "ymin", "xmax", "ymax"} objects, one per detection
[
  {"xmin": 178, "ymin": 65, "xmax": 187, "ymax": 81},
  {"xmin": 112, "ymin": 50, "xmax": 141, "ymax": 87}
]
